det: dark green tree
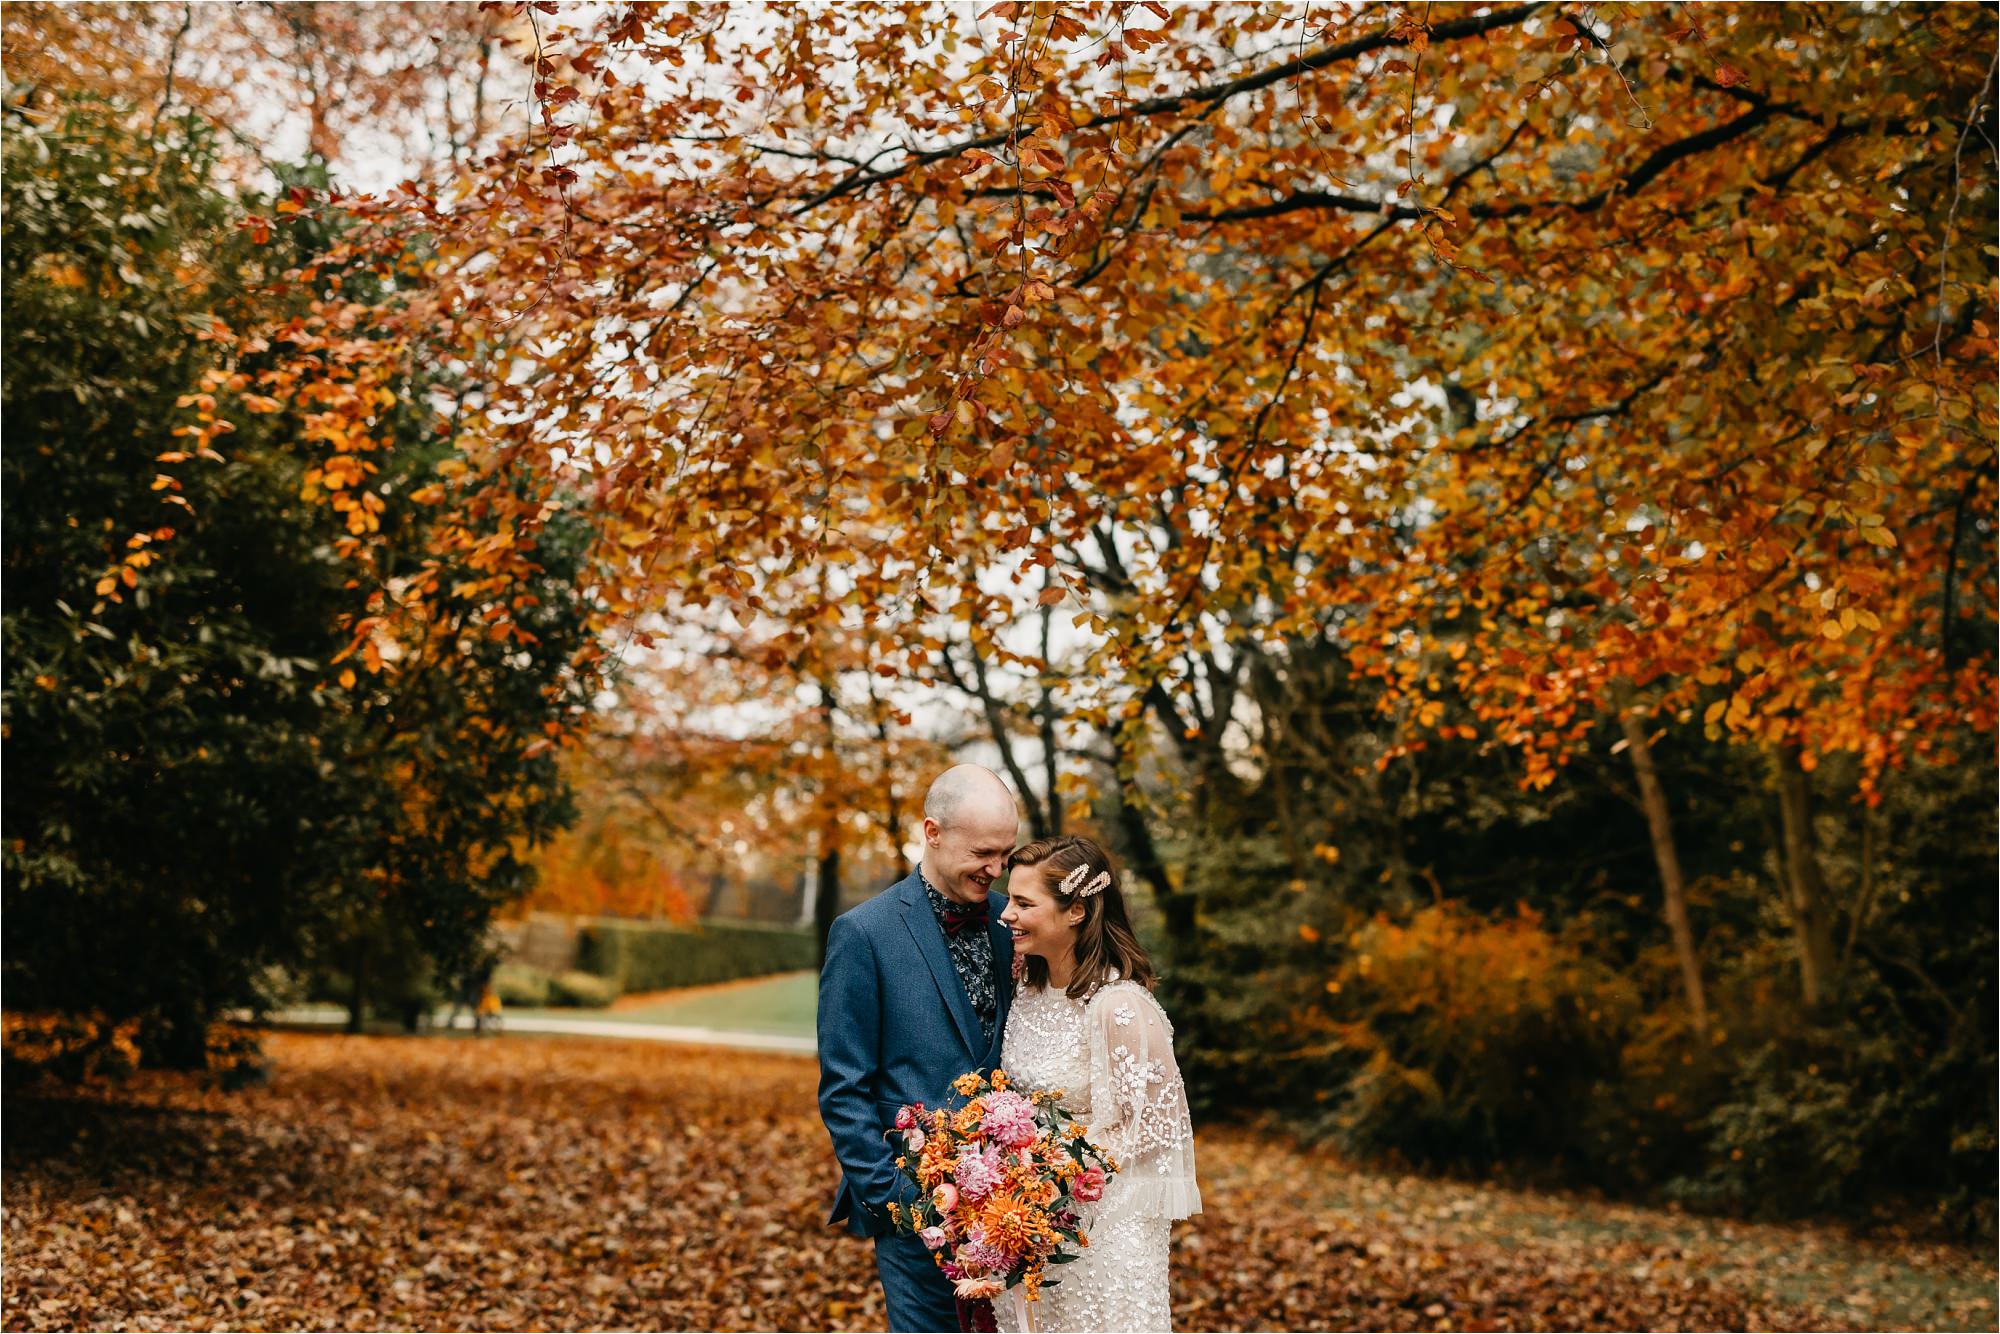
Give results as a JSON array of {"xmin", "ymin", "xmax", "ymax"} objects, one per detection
[{"xmin": 1, "ymin": 96, "xmax": 597, "ymax": 1063}]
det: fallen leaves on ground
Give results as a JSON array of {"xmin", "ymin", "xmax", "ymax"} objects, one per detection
[{"xmin": 1, "ymin": 1033, "xmax": 1989, "ymax": 1332}]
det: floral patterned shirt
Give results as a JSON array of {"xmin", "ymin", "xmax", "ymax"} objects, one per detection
[{"xmin": 921, "ymin": 871, "xmax": 998, "ymax": 1045}]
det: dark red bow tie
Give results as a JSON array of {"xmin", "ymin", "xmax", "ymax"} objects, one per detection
[{"xmin": 938, "ymin": 897, "xmax": 989, "ymax": 938}]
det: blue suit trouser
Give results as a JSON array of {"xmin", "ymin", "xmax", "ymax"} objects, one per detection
[{"xmin": 875, "ymin": 1230, "xmax": 958, "ymax": 1332}]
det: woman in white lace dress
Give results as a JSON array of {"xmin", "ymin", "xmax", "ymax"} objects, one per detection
[{"xmin": 993, "ymin": 835, "xmax": 1200, "ymax": 1333}]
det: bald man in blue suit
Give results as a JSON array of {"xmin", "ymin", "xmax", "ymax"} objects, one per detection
[{"xmin": 818, "ymin": 766, "xmax": 1021, "ymax": 1332}]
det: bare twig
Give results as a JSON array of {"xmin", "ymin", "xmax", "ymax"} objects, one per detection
[{"xmin": 1933, "ymin": 46, "xmax": 1998, "ymax": 367}]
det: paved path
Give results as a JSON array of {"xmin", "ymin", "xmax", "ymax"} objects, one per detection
[{"xmin": 254, "ymin": 1006, "xmax": 817, "ymax": 1055}]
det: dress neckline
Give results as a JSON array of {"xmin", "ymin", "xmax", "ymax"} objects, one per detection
[{"xmin": 1028, "ymin": 967, "xmax": 1121, "ymax": 1004}]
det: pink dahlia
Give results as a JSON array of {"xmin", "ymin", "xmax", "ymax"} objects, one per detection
[{"xmin": 980, "ymin": 1090, "xmax": 1038, "ymax": 1148}]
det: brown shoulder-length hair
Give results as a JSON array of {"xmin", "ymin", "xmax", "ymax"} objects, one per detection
[{"xmin": 1005, "ymin": 834, "xmax": 1157, "ymax": 999}]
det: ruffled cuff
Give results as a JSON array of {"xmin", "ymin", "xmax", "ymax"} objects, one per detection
[{"xmin": 1102, "ymin": 1173, "xmax": 1202, "ymax": 1221}]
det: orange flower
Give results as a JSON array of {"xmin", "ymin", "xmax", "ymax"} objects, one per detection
[
  {"xmin": 977, "ymin": 1193, "xmax": 1049, "ymax": 1256},
  {"xmin": 918, "ymin": 1135, "xmax": 953, "ymax": 1189},
  {"xmin": 953, "ymin": 1071, "xmax": 986, "ymax": 1097},
  {"xmin": 990, "ymin": 1069, "xmax": 1011, "ymax": 1091}
]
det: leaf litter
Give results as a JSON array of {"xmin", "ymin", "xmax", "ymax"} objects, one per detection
[{"xmin": 3, "ymin": 1033, "xmax": 1991, "ymax": 1332}]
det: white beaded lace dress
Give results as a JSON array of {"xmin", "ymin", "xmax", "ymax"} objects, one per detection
[{"xmin": 993, "ymin": 973, "xmax": 1200, "ymax": 1333}]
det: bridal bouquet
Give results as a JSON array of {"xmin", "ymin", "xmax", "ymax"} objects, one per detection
[{"xmin": 885, "ymin": 1069, "xmax": 1117, "ymax": 1312}]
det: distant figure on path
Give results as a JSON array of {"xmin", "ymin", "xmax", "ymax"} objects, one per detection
[
  {"xmin": 817, "ymin": 765, "xmax": 1021, "ymax": 1332},
  {"xmin": 446, "ymin": 956, "xmax": 499, "ymax": 1035}
]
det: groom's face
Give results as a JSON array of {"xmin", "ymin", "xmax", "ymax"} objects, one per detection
[{"xmin": 925, "ymin": 804, "xmax": 1019, "ymax": 904}]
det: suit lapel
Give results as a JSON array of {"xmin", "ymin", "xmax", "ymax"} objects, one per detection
[{"xmin": 900, "ymin": 876, "xmax": 982, "ymax": 1057}]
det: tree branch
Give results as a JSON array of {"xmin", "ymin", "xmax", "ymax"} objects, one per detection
[{"xmin": 786, "ymin": 4, "xmax": 1548, "ymax": 215}]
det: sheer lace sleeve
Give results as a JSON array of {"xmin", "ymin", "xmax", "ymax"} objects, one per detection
[{"xmin": 1084, "ymin": 980, "xmax": 1201, "ymax": 1221}]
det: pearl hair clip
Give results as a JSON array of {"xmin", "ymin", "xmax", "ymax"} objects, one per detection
[{"xmin": 1059, "ymin": 863, "xmax": 1113, "ymax": 899}]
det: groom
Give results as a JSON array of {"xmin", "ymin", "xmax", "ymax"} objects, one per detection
[{"xmin": 817, "ymin": 764, "xmax": 1021, "ymax": 1333}]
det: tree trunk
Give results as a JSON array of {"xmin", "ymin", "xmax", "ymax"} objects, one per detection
[
  {"xmin": 938, "ymin": 638, "xmax": 1049, "ymax": 836},
  {"xmin": 1841, "ymin": 796, "xmax": 1878, "ymax": 969},
  {"xmin": 813, "ymin": 674, "xmax": 846, "ymax": 967},
  {"xmin": 699, "ymin": 872, "xmax": 729, "ymax": 918},
  {"xmin": 346, "ymin": 934, "xmax": 368, "ymax": 1035},
  {"xmin": 1775, "ymin": 746, "xmax": 1839, "ymax": 1009},
  {"xmin": 1262, "ymin": 679, "xmax": 1309, "ymax": 887},
  {"xmin": 864, "ymin": 668, "xmax": 906, "ymax": 869},
  {"xmin": 1038, "ymin": 602, "xmax": 1062, "ymax": 837},
  {"xmin": 1107, "ymin": 767, "xmax": 1198, "ymax": 947},
  {"xmin": 814, "ymin": 836, "xmax": 842, "ymax": 969},
  {"xmin": 1618, "ymin": 707, "xmax": 1709, "ymax": 1033},
  {"xmin": 140, "ymin": 1000, "xmax": 213, "ymax": 1070}
]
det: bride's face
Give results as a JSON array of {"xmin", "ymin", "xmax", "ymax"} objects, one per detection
[{"xmin": 998, "ymin": 866, "xmax": 1084, "ymax": 964}]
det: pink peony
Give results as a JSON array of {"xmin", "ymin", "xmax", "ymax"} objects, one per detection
[
  {"xmin": 958, "ymin": 1238, "xmax": 1012, "ymax": 1275},
  {"xmin": 980, "ymin": 1090, "xmax": 1038, "ymax": 1148},
  {"xmin": 920, "ymin": 1226, "xmax": 949, "ymax": 1251},
  {"xmin": 1072, "ymin": 1166, "xmax": 1107, "ymax": 1202},
  {"xmin": 931, "ymin": 1183, "xmax": 960, "ymax": 1213},
  {"xmin": 905, "ymin": 1127, "xmax": 926, "ymax": 1152},
  {"xmin": 954, "ymin": 1277, "xmax": 1005, "ymax": 1301},
  {"xmin": 953, "ymin": 1144, "xmax": 1004, "ymax": 1202}
]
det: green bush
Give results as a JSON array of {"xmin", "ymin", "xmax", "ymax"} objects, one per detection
[
  {"xmin": 492, "ymin": 962, "xmax": 552, "ymax": 1007},
  {"xmin": 1324, "ymin": 903, "xmax": 1637, "ymax": 1170},
  {"xmin": 548, "ymin": 969, "xmax": 620, "ymax": 1008},
  {"xmin": 576, "ymin": 919, "xmax": 814, "ymax": 991},
  {"xmin": 1665, "ymin": 970, "xmax": 1998, "ymax": 1237}
]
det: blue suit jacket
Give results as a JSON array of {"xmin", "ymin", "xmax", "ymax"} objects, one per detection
[{"xmin": 817, "ymin": 870, "xmax": 1015, "ymax": 1237}]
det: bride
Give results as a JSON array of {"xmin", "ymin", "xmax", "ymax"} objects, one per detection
[{"xmin": 993, "ymin": 835, "xmax": 1201, "ymax": 1333}]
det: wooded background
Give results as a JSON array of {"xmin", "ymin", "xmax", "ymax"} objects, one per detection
[{"xmin": 3, "ymin": 0, "xmax": 1994, "ymax": 1237}]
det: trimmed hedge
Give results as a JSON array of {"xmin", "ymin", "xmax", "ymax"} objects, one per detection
[
  {"xmin": 576, "ymin": 920, "xmax": 815, "ymax": 992},
  {"xmin": 548, "ymin": 969, "xmax": 620, "ymax": 1009}
]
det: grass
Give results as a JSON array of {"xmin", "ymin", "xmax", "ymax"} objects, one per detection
[{"xmin": 512, "ymin": 969, "xmax": 817, "ymax": 1037}]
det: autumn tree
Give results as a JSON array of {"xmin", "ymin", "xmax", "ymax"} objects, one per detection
[
  {"xmin": 1, "ymin": 1, "xmax": 512, "ymax": 183},
  {"xmin": 318, "ymin": 0, "xmax": 1990, "ymax": 938}
]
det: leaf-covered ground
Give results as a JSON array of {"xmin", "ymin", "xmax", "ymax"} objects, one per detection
[{"xmin": 3, "ymin": 1032, "xmax": 1991, "ymax": 1332}]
